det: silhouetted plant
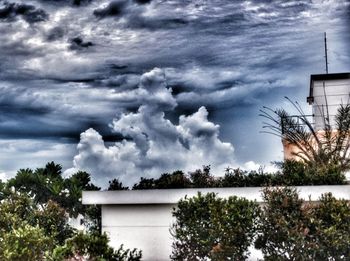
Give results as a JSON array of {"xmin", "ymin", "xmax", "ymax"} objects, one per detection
[
  {"xmin": 189, "ymin": 165, "xmax": 217, "ymax": 188},
  {"xmin": 260, "ymin": 98, "xmax": 350, "ymax": 181},
  {"xmin": 108, "ymin": 178, "xmax": 129, "ymax": 190}
]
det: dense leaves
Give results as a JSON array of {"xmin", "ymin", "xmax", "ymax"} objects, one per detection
[
  {"xmin": 0, "ymin": 193, "xmax": 54, "ymax": 260},
  {"xmin": 108, "ymin": 178, "xmax": 129, "ymax": 191},
  {"xmin": 133, "ymin": 170, "xmax": 191, "ymax": 189},
  {"xmin": 0, "ymin": 162, "xmax": 142, "ymax": 260},
  {"xmin": 51, "ymin": 232, "xmax": 142, "ymax": 261},
  {"xmin": 256, "ymin": 187, "xmax": 350, "ymax": 260},
  {"xmin": 171, "ymin": 192, "xmax": 259, "ymax": 260},
  {"xmin": 131, "ymin": 162, "xmax": 346, "ymax": 190}
]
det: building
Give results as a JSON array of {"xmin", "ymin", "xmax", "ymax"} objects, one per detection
[
  {"xmin": 283, "ymin": 72, "xmax": 350, "ymax": 160},
  {"xmin": 82, "ymin": 186, "xmax": 350, "ymax": 260}
]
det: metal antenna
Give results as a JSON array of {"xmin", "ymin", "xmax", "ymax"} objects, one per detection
[{"xmin": 324, "ymin": 32, "xmax": 329, "ymax": 74}]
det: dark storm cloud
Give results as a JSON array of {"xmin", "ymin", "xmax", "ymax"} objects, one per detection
[
  {"xmin": 92, "ymin": 0, "xmax": 188, "ymax": 29},
  {"xmin": 46, "ymin": 27, "xmax": 65, "ymax": 41},
  {"xmin": 133, "ymin": 0, "xmax": 151, "ymax": 5},
  {"xmin": 126, "ymin": 15, "xmax": 189, "ymax": 30},
  {"xmin": 69, "ymin": 37, "xmax": 94, "ymax": 50},
  {"xmin": 0, "ymin": 2, "xmax": 48, "ymax": 23},
  {"xmin": 93, "ymin": 1, "xmax": 127, "ymax": 18},
  {"xmin": 0, "ymin": 0, "xmax": 350, "ymax": 177},
  {"xmin": 37, "ymin": 0, "xmax": 91, "ymax": 6}
]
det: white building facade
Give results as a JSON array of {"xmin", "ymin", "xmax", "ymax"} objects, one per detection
[
  {"xmin": 307, "ymin": 73, "xmax": 350, "ymax": 130},
  {"xmin": 83, "ymin": 186, "xmax": 350, "ymax": 260}
]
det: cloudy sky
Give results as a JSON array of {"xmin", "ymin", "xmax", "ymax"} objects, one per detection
[{"xmin": 0, "ymin": 0, "xmax": 349, "ymax": 186}]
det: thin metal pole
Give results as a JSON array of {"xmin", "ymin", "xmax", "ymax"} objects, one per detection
[{"xmin": 324, "ymin": 32, "xmax": 328, "ymax": 74}]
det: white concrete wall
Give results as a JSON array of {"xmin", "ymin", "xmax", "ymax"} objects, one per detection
[
  {"xmin": 312, "ymin": 78, "xmax": 350, "ymax": 130},
  {"xmin": 83, "ymin": 186, "xmax": 350, "ymax": 260},
  {"xmin": 102, "ymin": 204, "xmax": 175, "ymax": 261}
]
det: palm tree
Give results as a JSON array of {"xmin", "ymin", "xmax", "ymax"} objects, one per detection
[{"xmin": 260, "ymin": 97, "xmax": 350, "ymax": 173}]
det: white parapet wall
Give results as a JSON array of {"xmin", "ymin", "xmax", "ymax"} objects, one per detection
[{"xmin": 82, "ymin": 185, "xmax": 350, "ymax": 261}]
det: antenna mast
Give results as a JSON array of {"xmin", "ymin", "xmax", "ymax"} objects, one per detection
[{"xmin": 324, "ymin": 32, "xmax": 328, "ymax": 74}]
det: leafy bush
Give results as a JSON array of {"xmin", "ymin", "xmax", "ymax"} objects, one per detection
[
  {"xmin": 255, "ymin": 187, "xmax": 311, "ymax": 260},
  {"xmin": 171, "ymin": 192, "xmax": 259, "ymax": 260},
  {"xmin": 0, "ymin": 223, "xmax": 51, "ymax": 261},
  {"xmin": 280, "ymin": 160, "xmax": 346, "ymax": 186},
  {"xmin": 132, "ymin": 162, "xmax": 346, "ymax": 190},
  {"xmin": 255, "ymin": 187, "xmax": 350, "ymax": 260},
  {"xmin": 133, "ymin": 170, "xmax": 192, "ymax": 189},
  {"xmin": 33, "ymin": 200, "xmax": 74, "ymax": 245},
  {"xmin": 310, "ymin": 193, "xmax": 350, "ymax": 260},
  {"xmin": 0, "ymin": 193, "xmax": 53, "ymax": 260},
  {"xmin": 0, "ymin": 164, "xmax": 142, "ymax": 260},
  {"xmin": 51, "ymin": 232, "xmax": 142, "ymax": 261}
]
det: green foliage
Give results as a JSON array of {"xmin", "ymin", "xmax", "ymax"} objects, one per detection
[
  {"xmin": 156, "ymin": 170, "xmax": 191, "ymax": 189},
  {"xmin": 0, "ymin": 162, "xmax": 141, "ymax": 260},
  {"xmin": 261, "ymin": 100, "xmax": 350, "ymax": 180},
  {"xmin": 255, "ymin": 187, "xmax": 350, "ymax": 260},
  {"xmin": 7, "ymin": 164, "xmax": 101, "ymax": 218},
  {"xmin": 189, "ymin": 166, "xmax": 215, "ymax": 188},
  {"xmin": 108, "ymin": 178, "xmax": 129, "ymax": 190},
  {"xmin": 132, "ymin": 162, "xmax": 346, "ymax": 190},
  {"xmin": 33, "ymin": 200, "xmax": 74, "ymax": 245},
  {"xmin": 51, "ymin": 232, "xmax": 142, "ymax": 261},
  {"xmin": 311, "ymin": 193, "xmax": 350, "ymax": 260},
  {"xmin": 171, "ymin": 192, "xmax": 259, "ymax": 260},
  {"xmin": 133, "ymin": 167, "xmax": 214, "ymax": 189},
  {"xmin": 255, "ymin": 187, "xmax": 311, "ymax": 260},
  {"xmin": 132, "ymin": 177, "xmax": 156, "ymax": 189},
  {"xmin": 0, "ymin": 223, "xmax": 51, "ymax": 261},
  {"xmin": 279, "ymin": 160, "xmax": 346, "ymax": 186},
  {"xmin": 0, "ymin": 192, "xmax": 53, "ymax": 260},
  {"xmin": 133, "ymin": 170, "xmax": 192, "ymax": 189}
]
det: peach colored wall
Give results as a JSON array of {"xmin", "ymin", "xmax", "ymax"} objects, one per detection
[{"xmin": 282, "ymin": 130, "xmax": 341, "ymax": 161}]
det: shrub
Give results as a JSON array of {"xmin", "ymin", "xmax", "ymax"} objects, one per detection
[
  {"xmin": 0, "ymin": 223, "xmax": 51, "ymax": 261},
  {"xmin": 311, "ymin": 193, "xmax": 350, "ymax": 259},
  {"xmin": 171, "ymin": 192, "xmax": 259, "ymax": 260},
  {"xmin": 0, "ymin": 193, "xmax": 53, "ymax": 260},
  {"xmin": 255, "ymin": 187, "xmax": 350, "ymax": 260},
  {"xmin": 280, "ymin": 160, "xmax": 346, "ymax": 185},
  {"xmin": 255, "ymin": 187, "xmax": 312, "ymax": 260},
  {"xmin": 33, "ymin": 200, "xmax": 74, "ymax": 245},
  {"xmin": 51, "ymin": 232, "xmax": 142, "ymax": 261}
]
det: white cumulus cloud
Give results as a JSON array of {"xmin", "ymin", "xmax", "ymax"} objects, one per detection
[{"xmin": 69, "ymin": 68, "xmax": 236, "ymax": 187}]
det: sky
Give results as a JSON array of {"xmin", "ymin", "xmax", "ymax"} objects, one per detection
[{"xmin": 0, "ymin": 0, "xmax": 349, "ymax": 187}]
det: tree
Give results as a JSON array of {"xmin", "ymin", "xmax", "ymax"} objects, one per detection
[
  {"xmin": 255, "ymin": 187, "xmax": 350, "ymax": 260},
  {"xmin": 311, "ymin": 193, "xmax": 350, "ymax": 260},
  {"xmin": 0, "ymin": 166, "xmax": 142, "ymax": 260},
  {"xmin": 0, "ymin": 192, "xmax": 53, "ymax": 260},
  {"xmin": 132, "ymin": 170, "xmax": 191, "ymax": 189},
  {"xmin": 155, "ymin": 171, "xmax": 191, "ymax": 189},
  {"xmin": 189, "ymin": 165, "xmax": 216, "ymax": 188},
  {"xmin": 7, "ymin": 163, "xmax": 64, "ymax": 206},
  {"xmin": 0, "ymin": 223, "xmax": 51, "ymax": 261},
  {"xmin": 171, "ymin": 192, "xmax": 259, "ymax": 260},
  {"xmin": 51, "ymin": 232, "xmax": 142, "ymax": 261},
  {"xmin": 261, "ymin": 99, "xmax": 350, "ymax": 181},
  {"xmin": 33, "ymin": 200, "xmax": 74, "ymax": 245},
  {"xmin": 132, "ymin": 177, "xmax": 156, "ymax": 190},
  {"xmin": 108, "ymin": 178, "xmax": 129, "ymax": 190},
  {"xmin": 255, "ymin": 187, "xmax": 312, "ymax": 260}
]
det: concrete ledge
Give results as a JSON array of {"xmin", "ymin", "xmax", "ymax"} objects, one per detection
[{"xmin": 82, "ymin": 185, "xmax": 350, "ymax": 205}]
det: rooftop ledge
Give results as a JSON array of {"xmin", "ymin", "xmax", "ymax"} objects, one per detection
[{"xmin": 82, "ymin": 185, "xmax": 350, "ymax": 205}]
